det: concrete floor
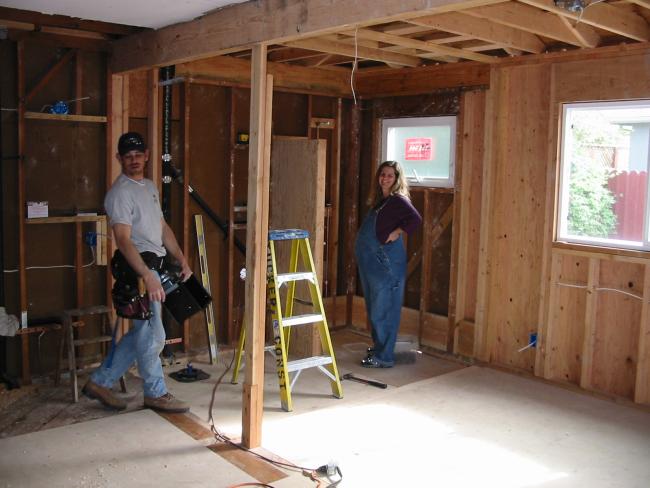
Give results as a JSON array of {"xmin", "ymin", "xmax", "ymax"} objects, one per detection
[{"xmin": 1, "ymin": 329, "xmax": 649, "ymax": 487}]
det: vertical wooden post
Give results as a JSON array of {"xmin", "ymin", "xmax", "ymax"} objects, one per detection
[
  {"xmin": 542, "ymin": 252, "xmax": 563, "ymax": 379},
  {"xmin": 227, "ymin": 88, "xmax": 237, "ymax": 344},
  {"xmin": 147, "ymin": 69, "xmax": 161, "ymax": 185},
  {"xmin": 181, "ymin": 82, "xmax": 191, "ymax": 352},
  {"xmin": 634, "ymin": 264, "xmax": 650, "ymax": 404},
  {"xmin": 75, "ymin": 222, "xmax": 83, "ymax": 306},
  {"xmin": 17, "ymin": 41, "xmax": 29, "ymax": 384},
  {"xmin": 106, "ymin": 70, "xmax": 128, "ymax": 307},
  {"xmin": 75, "ymin": 51, "xmax": 84, "ymax": 115},
  {"xmin": 419, "ymin": 191, "xmax": 434, "ymax": 346},
  {"xmin": 474, "ymin": 68, "xmax": 501, "ymax": 362},
  {"xmin": 328, "ymin": 98, "xmax": 342, "ymax": 326},
  {"xmin": 580, "ymin": 257, "xmax": 600, "ymax": 389},
  {"xmin": 344, "ymin": 102, "xmax": 361, "ymax": 326},
  {"xmin": 242, "ymin": 44, "xmax": 272, "ymax": 449}
]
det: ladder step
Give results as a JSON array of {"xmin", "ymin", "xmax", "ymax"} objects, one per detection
[
  {"xmin": 286, "ymin": 355, "xmax": 333, "ymax": 373},
  {"xmin": 282, "ymin": 314, "xmax": 323, "ymax": 327},
  {"xmin": 276, "ymin": 272, "xmax": 315, "ymax": 286},
  {"xmin": 269, "ymin": 229, "xmax": 309, "ymax": 241}
]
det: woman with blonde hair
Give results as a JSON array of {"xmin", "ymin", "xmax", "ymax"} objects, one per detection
[{"xmin": 355, "ymin": 161, "xmax": 422, "ymax": 368}]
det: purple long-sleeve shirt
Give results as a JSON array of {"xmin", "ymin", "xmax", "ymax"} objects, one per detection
[{"xmin": 374, "ymin": 194, "xmax": 422, "ymax": 243}]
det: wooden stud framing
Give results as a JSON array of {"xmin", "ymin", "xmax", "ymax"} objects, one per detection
[
  {"xmin": 147, "ymin": 69, "xmax": 161, "ymax": 185},
  {"xmin": 24, "ymin": 49, "xmax": 75, "ymax": 105},
  {"xmin": 227, "ymin": 88, "xmax": 237, "ymax": 344},
  {"xmin": 579, "ymin": 258, "xmax": 600, "ymax": 390},
  {"xmin": 474, "ymin": 67, "xmax": 501, "ymax": 362},
  {"xmin": 181, "ymin": 82, "xmax": 191, "ymax": 352},
  {"xmin": 242, "ymin": 44, "xmax": 272, "ymax": 449},
  {"xmin": 541, "ymin": 252, "xmax": 562, "ymax": 379},
  {"xmin": 328, "ymin": 98, "xmax": 343, "ymax": 326},
  {"xmin": 75, "ymin": 51, "xmax": 84, "ymax": 115},
  {"xmin": 17, "ymin": 41, "xmax": 29, "ymax": 384},
  {"xmin": 111, "ymin": 0, "xmax": 507, "ymax": 73},
  {"xmin": 635, "ymin": 264, "xmax": 650, "ymax": 404},
  {"xmin": 344, "ymin": 102, "xmax": 361, "ymax": 326},
  {"xmin": 419, "ymin": 191, "xmax": 435, "ymax": 347}
]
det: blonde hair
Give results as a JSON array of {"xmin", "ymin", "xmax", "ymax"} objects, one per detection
[{"xmin": 367, "ymin": 160, "xmax": 410, "ymax": 207}]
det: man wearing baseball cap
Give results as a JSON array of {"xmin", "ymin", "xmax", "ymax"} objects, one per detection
[{"xmin": 83, "ymin": 132, "xmax": 192, "ymax": 413}]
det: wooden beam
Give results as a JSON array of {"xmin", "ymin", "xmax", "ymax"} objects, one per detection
[
  {"xmin": 519, "ymin": 0, "xmax": 650, "ymax": 41},
  {"xmin": 8, "ymin": 30, "xmax": 112, "ymax": 51},
  {"xmin": 176, "ymin": 55, "xmax": 351, "ymax": 98},
  {"xmin": 628, "ymin": 0, "xmax": 650, "ymax": 8},
  {"xmin": 242, "ymin": 45, "xmax": 272, "ymax": 450},
  {"xmin": 285, "ymin": 37, "xmax": 422, "ymax": 67},
  {"xmin": 409, "ymin": 11, "xmax": 546, "ymax": 53},
  {"xmin": 111, "ymin": 0, "xmax": 508, "ymax": 73},
  {"xmin": 355, "ymin": 61, "xmax": 489, "ymax": 98},
  {"xmin": 0, "ymin": 6, "xmax": 142, "ymax": 36},
  {"xmin": 24, "ymin": 49, "xmax": 75, "ymax": 105},
  {"xmin": 465, "ymin": 3, "xmax": 600, "ymax": 48},
  {"xmin": 23, "ymin": 112, "xmax": 107, "ymax": 123},
  {"xmin": 556, "ymin": 15, "xmax": 601, "ymax": 50},
  {"xmin": 345, "ymin": 27, "xmax": 497, "ymax": 62}
]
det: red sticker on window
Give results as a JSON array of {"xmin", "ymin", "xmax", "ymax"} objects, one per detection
[{"xmin": 404, "ymin": 137, "xmax": 434, "ymax": 160}]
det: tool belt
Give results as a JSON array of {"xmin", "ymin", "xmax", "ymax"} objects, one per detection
[{"xmin": 110, "ymin": 250, "xmax": 167, "ymax": 320}]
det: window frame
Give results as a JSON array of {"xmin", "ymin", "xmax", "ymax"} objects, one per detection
[
  {"xmin": 380, "ymin": 116, "xmax": 457, "ymax": 188},
  {"xmin": 556, "ymin": 99, "xmax": 650, "ymax": 252}
]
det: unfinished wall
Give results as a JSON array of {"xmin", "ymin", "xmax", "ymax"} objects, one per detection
[
  {"xmin": 476, "ymin": 47, "xmax": 650, "ymax": 405},
  {"xmin": 1, "ymin": 40, "xmax": 108, "ymax": 378}
]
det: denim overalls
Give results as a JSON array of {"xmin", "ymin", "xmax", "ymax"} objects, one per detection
[{"xmin": 354, "ymin": 202, "xmax": 407, "ymax": 366}]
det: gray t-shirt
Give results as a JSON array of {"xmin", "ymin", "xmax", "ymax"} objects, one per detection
[{"xmin": 104, "ymin": 174, "xmax": 166, "ymax": 257}]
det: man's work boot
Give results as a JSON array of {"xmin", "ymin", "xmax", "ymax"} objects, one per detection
[
  {"xmin": 82, "ymin": 380, "xmax": 127, "ymax": 411},
  {"xmin": 144, "ymin": 393, "xmax": 189, "ymax": 413}
]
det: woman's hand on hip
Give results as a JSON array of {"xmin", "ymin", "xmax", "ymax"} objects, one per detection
[{"xmin": 385, "ymin": 228, "xmax": 402, "ymax": 243}]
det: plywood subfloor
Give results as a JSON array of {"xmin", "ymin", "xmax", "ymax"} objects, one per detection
[{"xmin": 2, "ymin": 329, "xmax": 649, "ymax": 487}]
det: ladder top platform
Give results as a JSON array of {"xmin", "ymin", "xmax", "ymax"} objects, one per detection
[{"xmin": 269, "ymin": 229, "xmax": 309, "ymax": 241}]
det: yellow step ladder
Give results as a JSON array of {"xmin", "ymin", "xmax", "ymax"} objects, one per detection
[{"xmin": 231, "ymin": 229, "xmax": 343, "ymax": 411}]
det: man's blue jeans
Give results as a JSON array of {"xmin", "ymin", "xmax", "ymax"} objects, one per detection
[{"xmin": 91, "ymin": 271, "xmax": 167, "ymax": 398}]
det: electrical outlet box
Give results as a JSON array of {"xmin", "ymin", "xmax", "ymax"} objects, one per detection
[{"xmin": 529, "ymin": 332, "xmax": 537, "ymax": 348}]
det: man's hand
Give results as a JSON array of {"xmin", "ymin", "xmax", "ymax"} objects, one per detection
[
  {"xmin": 179, "ymin": 260, "xmax": 193, "ymax": 282},
  {"xmin": 144, "ymin": 270, "xmax": 166, "ymax": 302}
]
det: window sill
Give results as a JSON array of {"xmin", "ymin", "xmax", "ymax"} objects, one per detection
[{"xmin": 553, "ymin": 241, "xmax": 650, "ymax": 263}]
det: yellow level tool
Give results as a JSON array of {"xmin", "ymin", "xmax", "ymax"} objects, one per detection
[
  {"xmin": 231, "ymin": 229, "xmax": 343, "ymax": 411},
  {"xmin": 194, "ymin": 214, "xmax": 218, "ymax": 364}
]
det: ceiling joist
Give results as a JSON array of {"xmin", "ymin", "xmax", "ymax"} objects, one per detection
[
  {"xmin": 519, "ymin": 0, "xmax": 650, "ymax": 41},
  {"xmin": 464, "ymin": 3, "xmax": 600, "ymax": 48},
  {"xmin": 342, "ymin": 27, "xmax": 497, "ymax": 62},
  {"xmin": 408, "ymin": 11, "xmax": 546, "ymax": 53},
  {"xmin": 284, "ymin": 37, "xmax": 423, "ymax": 67}
]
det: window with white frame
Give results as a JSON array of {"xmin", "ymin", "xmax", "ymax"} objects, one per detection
[
  {"xmin": 381, "ymin": 116, "xmax": 456, "ymax": 188},
  {"xmin": 557, "ymin": 100, "xmax": 650, "ymax": 251}
]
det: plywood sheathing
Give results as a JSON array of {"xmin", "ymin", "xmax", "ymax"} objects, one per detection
[
  {"xmin": 269, "ymin": 136, "xmax": 326, "ymax": 357},
  {"xmin": 474, "ymin": 47, "xmax": 650, "ymax": 404}
]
